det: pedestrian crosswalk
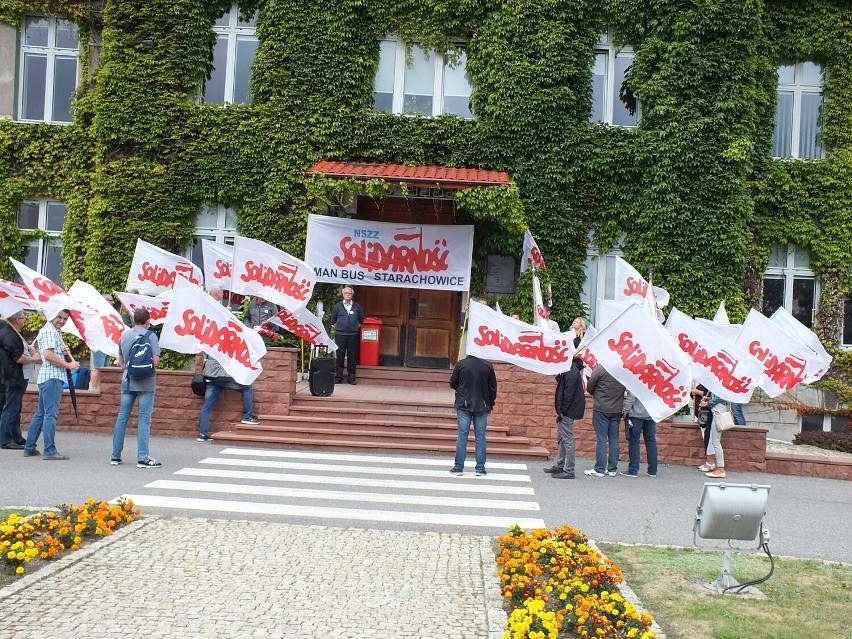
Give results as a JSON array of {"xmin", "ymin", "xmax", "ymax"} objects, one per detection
[{"xmin": 120, "ymin": 448, "xmax": 544, "ymax": 532}]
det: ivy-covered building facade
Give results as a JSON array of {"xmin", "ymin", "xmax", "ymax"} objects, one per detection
[{"xmin": 1, "ymin": 1, "xmax": 851, "ymax": 436}]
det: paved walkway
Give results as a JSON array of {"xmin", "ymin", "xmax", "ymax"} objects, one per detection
[{"xmin": 0, "ymin": 517, "xmax": 506, "ymax": 639}]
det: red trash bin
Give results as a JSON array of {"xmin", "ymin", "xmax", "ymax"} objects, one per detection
[{"xmin": 359, "ymin": 317, "xmax": 383, "ymax": 367}]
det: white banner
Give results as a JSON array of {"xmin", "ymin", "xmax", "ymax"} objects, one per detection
[
  {"xmin": 305, "ymin": 214, "xmax": 473, "ymax": 291},
  {"xmin": 520, "ymin": 229, "xmax": 547, "ymax": 273},
  {"xmin": 666, "ymin": 307, "xmax": 764, "ymax": 403},
  {"xmin": 770, "ymin": 307, "xmax": 832, "ymax": 384},
  {"xmin": 736, "ymin": 309, "xmax": 819, "ymax": 398},
  {"xmin": 114, "ymin": 291, "xmax": 173, "ymax": 326},
  {"xmin": 201, "ymin": 239, "xmax": 233, "ymax": 290},
  {"xmin": 126, "ymin": 239, "xmax": 204, "ymax": 295},
  {"xmin": 159, "ymin": 279, "xmax": 265, "ymax": 385},
  {"xmin": 583, "ymin": 303, "xmax": 692, "ymax": 422},
  {"xmin": 231, "ymin": 236, "xmax": 314, "ymax": 311},
  {"xmin": 613, "ymin": 256, "xmax": 670, "ymax": 314},
  {"xmin": 269, "ymin": 307, "xmax": 337, "ymax": 352},
  {"xmin": 465, "ymin": 302, "xmax": 573, "ymax": 375},
  {"xmin": 66, "ymin": 281, "xmax": 126, "ymax": 358},
  {"xmin": 0, "ymin": 278, "xmax": 34, "ymax": 318}
]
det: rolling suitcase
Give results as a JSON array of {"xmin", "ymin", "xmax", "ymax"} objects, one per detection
[{"xmin": 309, "ymin": 348, "xmax": 335, "ymax": 397}]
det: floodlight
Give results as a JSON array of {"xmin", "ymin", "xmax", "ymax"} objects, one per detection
[{"xmin": 693, "ymin": 482, "xmax": 773, "ymax": 594}]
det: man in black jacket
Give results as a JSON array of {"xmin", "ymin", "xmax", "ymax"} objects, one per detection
[
  {"xmin": 545, "ymin": 356, "xmax": 586, "ymax": 479},
  {"xmin": 0, "ymin": 312, "xmax": 40, "ymax": 449},
  {"xmin": 330, "ymin": 286, "xmax": 364, "ymax": 385},
  {"xmin": 449, "ymin": 354, "xmax": 497, "ymax": 476}
]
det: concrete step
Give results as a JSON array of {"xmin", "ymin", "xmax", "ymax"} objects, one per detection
[
  {"xmin": 292, "ymin": 394, "xmax": 456, "ymax": 414},
  {"xmin": 210, "ymin": 431, "xmax": 551, "ymax": 459},
  {"xmin": 286, "ymin": 405, "xmax": 462, "ymax": 426},
  {"xmin": 230, "ymin": 421, "xmax": 520, "ymax": 443}
]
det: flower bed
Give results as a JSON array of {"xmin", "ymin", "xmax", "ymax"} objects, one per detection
[
  {"xmin": 1, "ymin": 498, "xmax": 139, "ymax": 576},
  {"xmin": 497, "ymin": 525, "xmax": 656, "ymax": 639}
]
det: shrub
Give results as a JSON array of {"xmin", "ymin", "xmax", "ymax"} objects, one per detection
[{"xmin": 793, "ymin": 431, "xmax": 852, "ymax": 454}]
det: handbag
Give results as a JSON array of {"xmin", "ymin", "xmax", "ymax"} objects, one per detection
[
  {"xmin": 190, "ymin": 374, "xmax": 207, "ymax": 397},
  {"xmin": 712, "ymin": 404, "xmax": 735, "ymax": 431},
  {"xmin": 697, "ymin": 408, "xmax": 710, "ymax": 426}
]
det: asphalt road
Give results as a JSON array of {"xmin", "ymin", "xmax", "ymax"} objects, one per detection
[{"xmin": 2, "ymin": 431, "xmax": 849, "ymax": 564}]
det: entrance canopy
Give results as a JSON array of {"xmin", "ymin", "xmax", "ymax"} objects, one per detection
[{"xmin": 307, "ymin": 161, "xmax": 510, "ymax": 188}]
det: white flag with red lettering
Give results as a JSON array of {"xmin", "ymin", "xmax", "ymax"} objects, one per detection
[
  {"xmin": 613, "ymin": 256, "xmax": 669, "ymax": 318},
  {"xmin": 769, "ymin": 307, "xmax": 831, "ymax": 384},
  {"xmin": 65, "ymin": 281, "xmax": 126, "ymax": 358},
  {"xmin": 9, "ymin": 258, "xmax": 75, "ymax": 322},
  {"xmin": 735, "ymin": 309, "xmax": 820, "ymax": 397},
  {"xmin": 532, "ymin": 274, "xmax": 548, "ymax": 329},
  {"xmin": 520, "ymin": 229, "xmax": 547, "ymax": 273},
  {"xmin": 231, "ymin": 237, "xmax": 315, "ymax": 311},
  {"xmin": 114, "ymin": 290, "xmax": 173, "ymax": 326},
  {"xmin": 665, "ymin": 307, "xmax": 764, "ymax": 403},
  {"xmin": 0, "ymin": 278, "xmax": 34, "ymax": 318},
  {"xmin": 466, "ymin": 301, "xmax": 573, "ymax": 375},
  {"xmin": 269, "ymin": 306, "xmax": 337, "ymax": 352},
  {"xmin": 201, "ymin": 239, "xmax": 233, "ymax": 290},
  {"xmin": 159, "ymin": 278, "xmax": 265, "ymax": 385},
  {"xmin": 126, "ymin": 239, "xmax": 204, "ymax": 295},
  {"xmin": 583, "ymin": 303, "xmax": 692, "ymax": 422}
]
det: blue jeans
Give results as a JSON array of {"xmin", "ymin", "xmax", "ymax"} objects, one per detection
[
  {"xmin": 732, "ymin": 403, "xmax": 746, "ymax": 425},
  {"xmin": 1, "ymin": 384, "xmax": 26, "ymax": 445},
  {"xmin": 627, "ymin": 418, "xmax": 658, "ymax": 475},
  {"xmin": 454, "ymin": 410, "xmax": 488, "ymax": 472},
  {"xmin": 25, "ymin": 378, "xmax": 64, "ymax": 456},
  {"xmin": 592, "ymin": 410, "xmax": 621, "ymax": 474},
  {"xmin": 198, "ymin": 379, "xmax": 254, "ymax": 436},
  {"xmin": 112, "ymin": 389, "xmax": 154, "ymax": 462}
]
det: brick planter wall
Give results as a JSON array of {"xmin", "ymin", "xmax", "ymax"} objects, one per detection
[{"xmin": 21, "ymin": 348, "xmax": 298, "ymax": 439}]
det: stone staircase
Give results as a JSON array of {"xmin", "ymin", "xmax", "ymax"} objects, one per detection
[{"xmin": 212, "ymin": 365, "xmax": 551, "ymax": 459}]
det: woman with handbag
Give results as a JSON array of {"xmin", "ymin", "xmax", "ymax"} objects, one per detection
[
  {"xmin": 691, "ymin": 384, "xmax": 712, "ymax": 461},
  {"xmin": 699, "ymin": 392, "xmax": 728, "ymax": 478}
]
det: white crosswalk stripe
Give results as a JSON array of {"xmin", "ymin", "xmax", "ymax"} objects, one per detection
[{"xmin": 120, "ymin": 448, "xmax": 544, "ymax": 532}]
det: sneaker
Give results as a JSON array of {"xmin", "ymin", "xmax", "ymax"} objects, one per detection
[
  {"xmin": 606, "ymin": 471, "xmax": 617, "ymax": 477},
  {"xmin": 137, "ymin": 457, "xmax": 162, "ymax": 468},
  {"xmin": 619, "ymin": 471, "xmax": 638, "ymax": 478},
  {"xmin": 196, "ymin": 433, "xmax": 213, "ymax": 442},
  {"xmin": 110, "ymin": 458, "xmax": 122, "ymax": 465},
  {"xmin": 449, "ymin": 467, "xmax": 463, "ymax": 476},
  {"xmin": 23, "ymin": 449, "xmax": 41, "ymax": 457},
  {"xmin": 584, "ymin": 469, "xmax": 605, "ymax": 477},
  {"xmin": 646, "ymin": 472, "xmax": 657, "ymax": 478},
  {"xmin": 240, "ymin": 416, "xmax": 260, "ymax": 425},
  {"xmin": 475, "ymin": 469, "xmax": 487, "ymax": 476},
  {"xmin": 43, "ymin": 453, "xmax": 69, "ymax": 461},
  {"xmin": 543, "ymin": 465, "xmax": 562, "ymax": 474},
  {"xmin": 552, "ymin": 471, "xmax": 575, "ymax": 479}
]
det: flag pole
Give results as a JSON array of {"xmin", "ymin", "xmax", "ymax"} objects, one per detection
[{"xmin": 457, "ymin": 290, "xmax": 470, "ymax": 362}]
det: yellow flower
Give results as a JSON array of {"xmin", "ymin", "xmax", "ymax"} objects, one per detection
[{"xmin": 15, "ymin": 566, "xmax": 24, "ymax": 575}]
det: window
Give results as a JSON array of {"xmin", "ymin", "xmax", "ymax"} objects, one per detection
[
  {"xmin": 373, "ymin": 37, "xmax": 473, "ymax": 118},
  {"xmin": 762, "ymin": 243, "xmax": 817, "ymax": 328},
  {"xmin": 590, "ymin": 33, "xmax": 638, "ymax": 127},
  {"xmin": 202, "ymin": 5, "xmax": 258, "ymax": 104},
  {"xmin": 189, "ymin": 204, "xmax": 238, "ymax": 271},
  {"xmin": 582, "ymin": 241, "xmax": 625, "ymax": 326},
  {"xmin": 18, "ymin": 15, "xmax": 79, "ymax": 123},
  {"xmin": 772, "ymin": 62, "xmax": 824, "ymax": 159},
  {"xmin": 801, "ymin": 414, "xmax": 849, "ymax": 433},
  {"xmin": 17, "ymin": 200, "xmax": 66, "ymax": 283}
]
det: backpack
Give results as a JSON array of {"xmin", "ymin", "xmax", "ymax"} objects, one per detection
[{"xmin": 127, "ymin": 331, "xmax": 155, "ymax": 379}]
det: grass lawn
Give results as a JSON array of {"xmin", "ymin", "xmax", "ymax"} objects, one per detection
[{"xmin": 599, "ymin": 543, "xmax": 852, "ymax": 639}]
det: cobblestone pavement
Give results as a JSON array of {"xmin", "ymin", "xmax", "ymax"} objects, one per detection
[{"xmin": 0, "ymin": 517, "xmax": 506, "ymax": 639}]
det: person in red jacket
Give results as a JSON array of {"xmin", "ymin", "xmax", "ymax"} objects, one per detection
[{"xmin": 545, "ymin": 356, "xmax": 586, "ymax": 479}]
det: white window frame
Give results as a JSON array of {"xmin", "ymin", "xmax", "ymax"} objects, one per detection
[
  {"xmin": 762, "ymin": 243, "xmax": 818, "ymax": 327},
  {"xmin": 17, "ymin": 199, "xmax": 66, "ymax": 283},
  {"xmin": 188, "ymin": 204, "xmax": 239, "ymax": 267},
  {"xmin": 772, "ymin": 61, "xmax": 824, "ymax": 159},
  {"xmin": 590, "ymin": 33, "xmax": 638, "ymax": 127},
  {"xmin": 17, "ymin": 14, "xmax": 80, "ymax": 123},
  {"xmin": 581, "ymin": 235, "xmax": 626, "ymax": 326},
  {"xmin": 373, "ymin": 36, "xmax": 473, "ymax": 118},
  {"xmin": 202, "ymin": 4, "xmax": 258, "ymax": 104}
]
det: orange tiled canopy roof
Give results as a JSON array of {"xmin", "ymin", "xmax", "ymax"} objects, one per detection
[{"xmin": 307, "ymin": 160, "xmax": 510, "ymax": 188}]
